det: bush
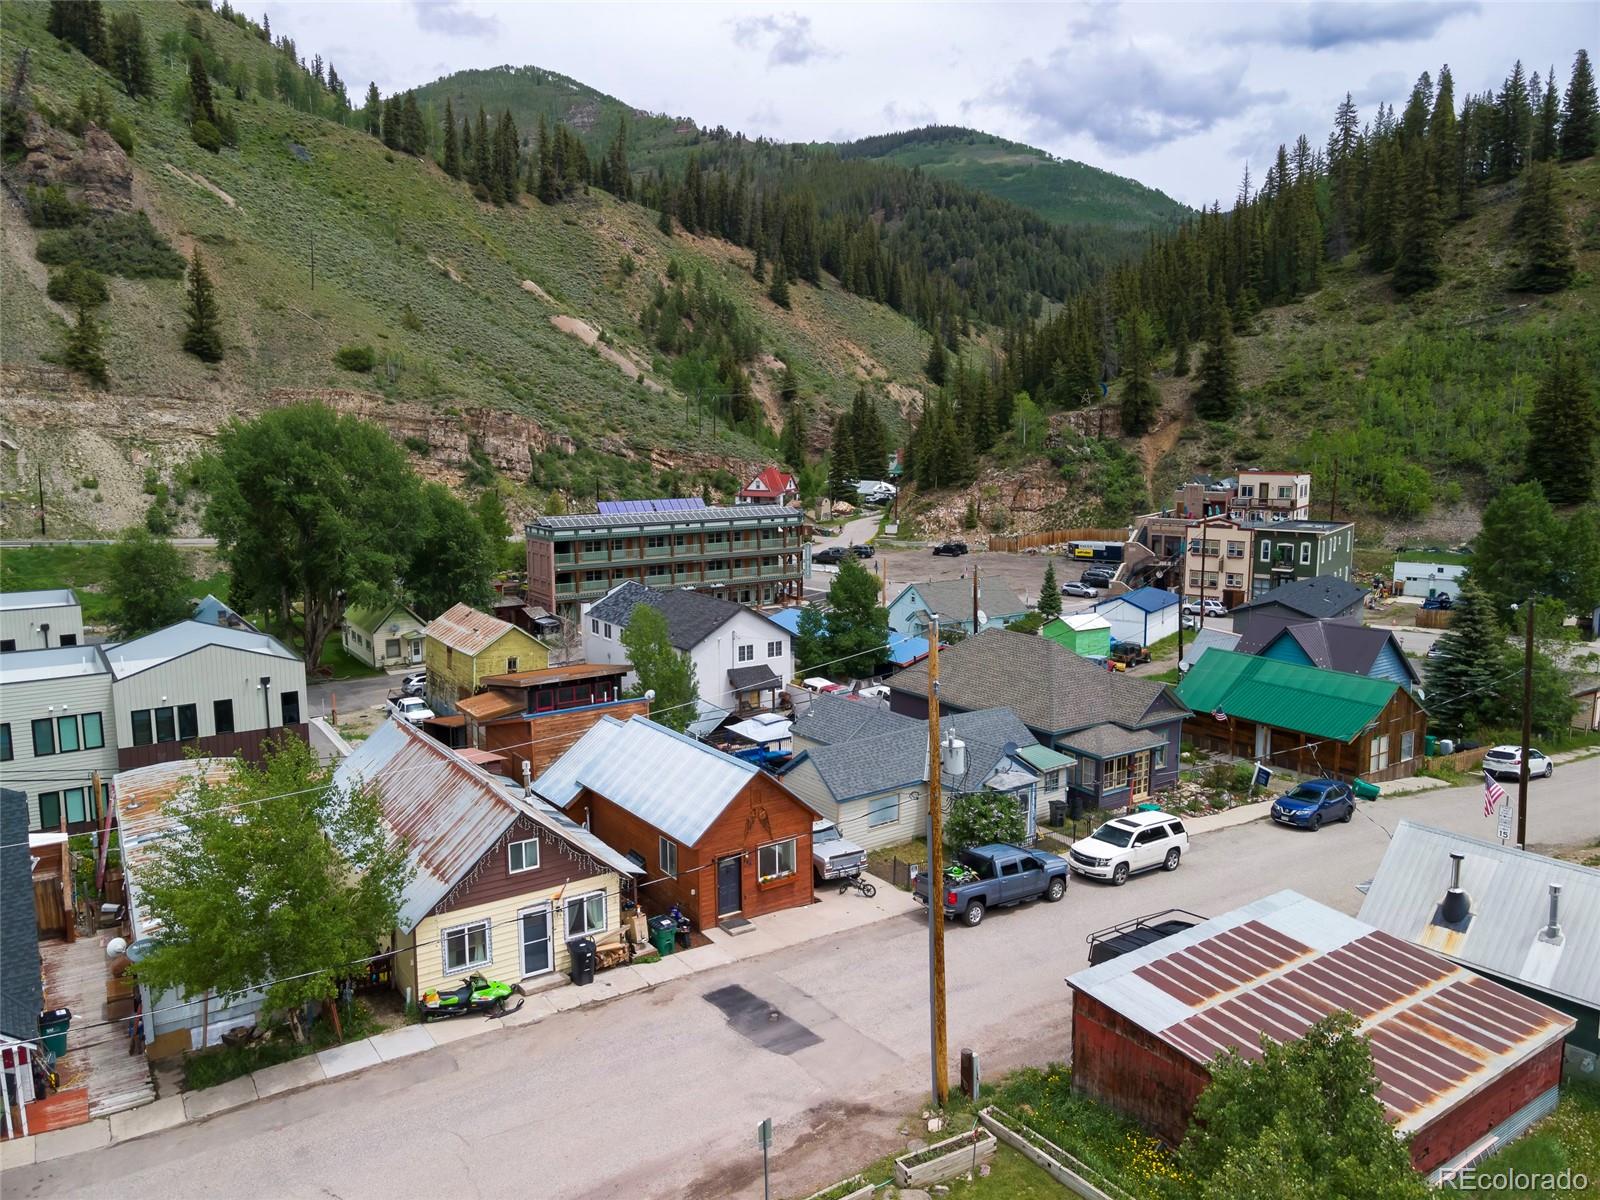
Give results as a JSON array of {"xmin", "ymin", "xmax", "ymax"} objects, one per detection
[
  {"xmin": 333, "ymin": 344, "xmax": 375, "ymax": 372},
  {"xmin": 106, "ymin": 116, "xmax": 135, "ymax": 154},
  {"xmin": 944, "ymin": 791, "xmax": 1026, "ymax": 852},
  {"xmin": 36, "ymin": 212, "xmax": 186, "ymax": 279},
  {"xmin": 191, "ymin": 118, "xmax": 222, "ymax": 153},
  {"xmin": 25, "ymin": 184, "xmax": 88, "ymax": 229},
  {"xmin": 47, "ymin": 263, "xmax": 109, "ymax": 307}
]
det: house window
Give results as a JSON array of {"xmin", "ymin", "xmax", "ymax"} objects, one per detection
[
  {"xmin": 758, "ymin": 838, "xmax": 797, "ymax": 881},
  {"xmin": 1259, "ymin": 540, "xmax": 1272, "ymax": 562},
  {"xmin": 446, "ymin": 646, "xmax": 453, "ymax": 665},
  {"xmin": 131, "ymin": 710, "xmax": 154, "ymax": 746},
  {"xmin": 767, "ymin": 641, "xmax": 782, "ymax": 658},
  {"xmin": 442, "ymin": 920, "xmax": 491, "ymax": 973},
  {"xmin": 155, "ymin": 707, "xmax": 177, "ymax": 743},
  {"xmin": 63, "ymin": 787, "xmax": 90, "ymax": 824},
  {"xmin": 1041, "ymin": 770, "xmax": 1062, "ymax": 791},
  {"xmin": 32, "ymin": 718, "xmax": 55, "ymax": 757},
  {"xmin": 1227, "ymin": 541, "xmax": 1245, "ymax": 558},
  {"xmin": 1299, "ymin": 542, "xmax": 1312, "ymax": 565},
  {"xmin": 178, "ymin": 704, "xmax": 199, "ymax": 741},
  {"xmin": 56, "ymin": 715, "xmax": 80, "ymax": 753},
  {"xmin": 282, "ymin": 691, "xmax": 301, "ymax": 725},
  {"xmin": 1102, "ymin": 756, "xmax": 1129, "ymax": 791},
  {"xmin": 38, "ymin": 792, "xmax": 60, "ymax": 829},
  {"xmin": 1401, "ymin": 731, "xmax": 1415, "ymax": 762},
  {"xmin": 386, "ymin": 639, "xmax": 401, "ymax": 659},
  {"xmin": 1369, "ymin": 734, "xmax": 1391, "ymax": 773},
  {"xmin": 1239, "ymin": 484, "xmax": 1255, "ymax": 498},
  {"xmin": 565, "ymin": 890, "xmax": 606, "ymax": 937},
  {"xmin": 214, "ymin": 700, "xmax": 235, "ymax": 735},
  {"xmin": 604, "ymin": 624, "xmax": 612, "ymax": 639},
  {"xmin": 1188, "ymin": 571, "xmax": 1201, "ymax": 589},
  {"xmin": 647, "ymin": 564, "xmax": 671, "ymax": 578},
  {"xmin": 591, "ymin": 619, "xmax": 600, "ymax": 634},
  {"xmin": 506, "ymin": 657, "xmax": 519, "ymax": 673},
  {"xmin": 737, "ymin": 644, "xmax": 754, "ymax": 663},
  {"xmin": 645, "ymin": 535, "xmax": 669, "ymax": 549},
  {"xmin": 508, "ymin": 838, "xmax": 541, "ymax": 873},
  {"xmin": 659, "ymin": 836, "xmax": 678, "ymax": 878},
  {"xmin": 868, "ymin": 793, "xmax": 900, "ymax": 827},
  {"xmin": 0, "ymin": 724, "xmax": 9, "ymax": 762}
]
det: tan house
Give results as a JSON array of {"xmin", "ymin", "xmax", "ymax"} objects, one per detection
[
  {"xmin": 332, "ymin": 719, "xmax": 640, "ymax": 1000},
  {"xmin": 341, "ymin": 601, "xmax": 427, "ymax": 670},
  {"xmin": 423, "ymin": 603, "xmax": 549, "ymax": 714},
  {"xmin": 1182, "ymin": 518, "xmax": 1255, "ymax": 611}
]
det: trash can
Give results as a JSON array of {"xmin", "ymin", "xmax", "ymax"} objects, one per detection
[
  {"xmin": 1048, "ymin": 800, "xmax": 1067, "ymax": 828},
  {"xmin": 39, "ymin": 1008, "xmax": 71, "ymax": 1058},
  {"xmin": 647, "ymin": 914, "xmax": 677, "ymax": 958},
  {"xmin": 1352, "ymin": 778, "xmax": 1382, "ymax": 801},
  {"xmin": 568, "ymin": 937, "xmax": 596, "ymax": 986},
  {"xmin": 1424, "ymin": 735, "xmax": 1439, "ymax": 756}
]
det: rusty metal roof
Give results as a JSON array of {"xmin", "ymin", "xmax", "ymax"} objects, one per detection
[
  {"xmin": 456, "ymin": 691, "xmax": 524, "ymax": 721},
  {"xmin": 1067, "ymin": 890, "xmax": 1575, "ymax": 1133},
  {"xmin": 478, "ymin": 662, "xmax": 628, "ymax": 688},
  {"xmin": 423, "ymin": 603, "xmax": 519, "ymax": 656},
  {"xmin": 115, "ymin": 758, "xmax": 240, "ymax": 941}
]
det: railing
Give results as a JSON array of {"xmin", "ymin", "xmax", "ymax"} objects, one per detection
[
  {"xmin": 553, "ymin": 551, "xmax": 575, "ymax": 566},
  {"xmin": 642, "ymin": 545, "xmax": 670, "ymax": 559}
]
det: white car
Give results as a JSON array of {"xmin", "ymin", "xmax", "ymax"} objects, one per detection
[
  {"xmin": 1068, "ymin": 810, "xmax": 1189, "ymax": 886},
  {"xmin": 1181, "ymin": 598, "xmax": 1228, "ymax": 617},
  {"xmin": 400, "ymin": 672, "xmax": 427, "ymax": 696},
  {"xmin": 390, "ymin": 696, "xmax": 435, "ymax": 725},
  {"xmin": 1482, "ymin": 745, "xmax": 1554, "ymax": 781}
]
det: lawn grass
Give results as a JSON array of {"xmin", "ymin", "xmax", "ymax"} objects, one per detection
[
  {"xmin": 934, "ymin": 1143, "xmax": 1061, "ymax": 1198},
  {"xmin": 0, "ymin": 543, "xmax": 230, "ymax": 625},
  {"xmin": 1146, "ymin": 631, "xmax": 1181, "ymax": 661},
  {"xmin": 1462, "ymin": 1078, "xmax": 1600, "ymax": 1199},
  {"xmin": 182, "ymin": 999, "xmax": 382, "ymax": 1092},
  {"xmin": 866, "ymin": 837, "xmax": 928, "ymax": 891},
  {"xmin": 316, "ymin": 638, "xmax": 384, "ymax": 681}
]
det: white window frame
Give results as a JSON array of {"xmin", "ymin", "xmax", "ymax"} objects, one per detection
[
  {"xmin": 867, "ymin": 793, "xmax": 900, "ymax": 827},
  {"xmin": 1299, "ymin": 541, "xmax": 1312, "ymax": 565},
  {"xmin": 767, "ymin": 640, "xmax": 782, "ymax": 658},
  {"xmin": 591, "ymin": 618, "xmax": 599, "ymax": 634},
  {"xmin": 659, "ymin": 836, "xmax": 678, "ymax": 879},
  {"xmin": 1042, "ymin": 770, "xmax": 1062, "ymax": 792},
  {"xmin": 1401, "ymin": 730, "xmax": 1415, "ymax": 762},
  {"xmin": 1369, "ymin": 734, "xmax": 1391, "ymax": 773},
  {"xmin": 442, "ymin": 919, "xmax": 492, "ymax": 974},
  {"xmin": 736, "ymin": 642, "xmax": 754, "ymax": 662},
  {"xmin": 758, "ymin": 837, "xmax": 798, "ymax": 881},
  {"xmin": 1259, "ymin": 540, "xmax": 1272, "ymax": 562},
  {"xmin": 564, "ymin": 890, "xmax": 606, "ymax": 938},
  {"xmin": 508, "ymin": 838, "xmax": 541, "ymax": 874},
  {"xmin": 517, "ymin": 903, "xmax": 554, "ymax": 978},
  {"xmin": 604, "ymin": 623, "xmax": 612, "ymax": 639}
]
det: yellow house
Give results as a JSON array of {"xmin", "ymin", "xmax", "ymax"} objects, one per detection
[
  {"xmin": 331, "ymin": 719, "xmax": 641, "ymax": 1000},
  {"xmin": 423, "ymin": 603, "xmax": 549, "ymax": 713}
]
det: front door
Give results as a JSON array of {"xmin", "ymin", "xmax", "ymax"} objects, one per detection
[
  {"xmin": 519, "ymin": 904, "xmax": 552, "ymax": 977},
  {"xmin": 716, "ymin": 854, "xmax": 742, "ymax": 917},
  {"xmin": 1129, "ymin": 753, "xmax": 1150, "ymax": 802},
  {"xmin": 410, "ymin": 638, "xmax": 424, "ymax": 663},
  {"xmin": 1255, "ymin": 723, "xmax": 1271, "ymax": 759}
]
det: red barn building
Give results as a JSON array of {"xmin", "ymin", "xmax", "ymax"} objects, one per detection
[{"xmin": 1066, "ymin": 890, "xmax": 1574, "ymax": 1183}]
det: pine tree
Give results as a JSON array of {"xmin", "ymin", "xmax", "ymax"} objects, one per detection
[
  {"xmin": 849, "ymin": 387, "xmax": 887, "ymax": 479},
  {"xmin": 1172, "ymin": 328, "xmax": 1191, "ymax": 377},
  {"xmin": 48, "ymin": 0, "xmax": 108, "ymax": 64},
  {"xmin": 752, "ymin": 243, "xmax": 765, "ymax": 282},
  {"xmin": 1038, "ymin": 562, "xmax": 1061, "ymax": 619},
  {"xmin": 400, "ymin": 92, "xmax": 424, "ymax": 156},
  {"xmin": 500, "ymin": 111, "xmax": 520, "ymax": 202},
  {"xmin": 460, "ymin": 116, "xmax": 474, "ymax": 183},
  {"xmin": 362, "ymin": 83, "xmax": 381, "ymax": 137},
  {"xmin": 188, "ymin": 51, "xmax": 218, "ymax": 126},
  {"xmin": 1392, "ymin": 146, "xmax": 1442, "ymax": 295},
  {"xmin": 926, "ymin": 330, "xmax": 947, "ymax": 385},
  {"xmin": 779, "ymin": 398, "xmax": 808, "ymax": 469},
  {"xmin": 62, "ymin": 302, "xmax": 107, "ymax": 385},
  {"xmin": 1560, "ymin": 49, "xmax": 1599, "ymax": 161},
  {"xmin": 535, "ymin": 114, "xmax": 556, "ymax": 204},
  {"xmin": 441, "ymin": 97, "xmax": 460, "ymax": 178},
  {"xmin": 603, "ymin": 114, "xmax": 630, "ymax": 200},
  {"xmin": 1493, "ymin": 60, "xmax": 1532, "ymax": 180},
  {"xmin": 1533, "ymin": 68, "xmax": 1560, "ymax": 161},
  {"xmin": 182, "ymin": 250, "xmax": 223, "ymax": 362},
  {"xmin": 1193, "ymin": 295, "xmax": 1239, "ymax": 421},
  {"xmin": 1431, "ymin": 66, "xmax": 1463, "ymax": 216},
  {"xmin": 1425, "ymin": 580, "xmax": 1508, "ymax": 735},
  {"xmin": 381, "ymin": 95, "xmax": 402, "ymax": 150},
  {"xmin": 657, "ymin": 203, "xmax": 672, "ymax": 237},
  {"xmin": 472, "ymin": 107, "xmax": 491, "ymax": 195},
  {"xmin": 767, "ymin": 260, "xmax": 791, "ymax": 308},
  {"xmin": 827, "ymin": 416, "xmax": 857, "ymax": 501},
  {"xmin": 1524, "ymin": 352, "xmax": 1597, "ymax": 504},
  {"xmin": 107, "ymin": 11, "xmax": 153, "ymax": 98},
  {"xmin": 1511, "ymin": 161, "xmax": 1575, "ymax": 292},
  {"xmin": 1117, "ymin": 310, "xmax": 1159, "ymax": 436}
]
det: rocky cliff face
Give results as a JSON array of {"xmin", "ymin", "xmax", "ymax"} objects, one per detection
[{"xmin": 8, "ymin": 115, "xmax": 133, "ymax": 215}]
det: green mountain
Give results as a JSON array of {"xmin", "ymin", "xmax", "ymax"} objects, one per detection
[{"xmin": 837, "ymin": 126, "xmax": 1189, "ymax": 229}]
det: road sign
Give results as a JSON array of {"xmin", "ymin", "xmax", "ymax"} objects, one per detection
[
  {"xmin": 757, "ymin": 1117, "xmax": 772, "ymax": 1149},
  {"xmin": 1497, "ymin": 798, "xmax": 1513, "ymax": 844}
]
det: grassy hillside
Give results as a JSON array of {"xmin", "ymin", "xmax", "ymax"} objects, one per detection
[
  {"xmin": 0, "ymin": 3, "xmax": 934, "ymax": 532},
  {"xmin": 837, "ymin": 126, "xmax": 1188, "ymax": 229}
]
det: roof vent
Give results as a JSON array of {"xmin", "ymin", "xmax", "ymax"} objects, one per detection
[
  {"xmin": 1543, "ymin": 883, "xmax": 1564, "ymax": 943},
  {"xmin": 1441, "ymin": 852, "xmax": 1470, "ymax": 925}
]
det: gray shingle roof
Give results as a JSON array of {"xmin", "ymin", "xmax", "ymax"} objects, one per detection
[
  {"xmin": 898, "ymin": 579, "xmax": 1027, "ymax": 622},
  {"xmin": 889, "ymin": 628, "xmax": 1187, "ymax": 736},
  {"xmin": 796, "ymin": 733, "xmax": 927, "ymax": 802},
  {"xmin": 1060, "ymin": 723, "xmax": 1171, "ymax": 759},
  {"xmin": 1237, "ymin": 619, "xmax": 1419, "ymax": 686},
  {"xmin": 728, "ymin": 664, "xmax": 783, "ymax": 692},
  {"xmin": 0, "ymin": 789, "xmax": 42, "ymax": 1041},
  {"xmin": 791, "ymin": 692, "xmax": 920, "ymax": 746},
  {"xmin": 587, "ymin": 580, "xmax": 783, "ymax": 651},
  {"xmin": 1231, "ymin": 576, "xmax": 1368, "ymax": 620}
]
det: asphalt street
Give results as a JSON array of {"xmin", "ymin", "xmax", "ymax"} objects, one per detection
[{"xmin": 12, "ymin": 761, "xmax": 1596, "ymax": 1200}]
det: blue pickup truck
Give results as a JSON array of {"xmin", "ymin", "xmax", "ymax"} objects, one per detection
[{"xmin": 912, "ymin": 843, "xmax": 1069, "ymax": 927}]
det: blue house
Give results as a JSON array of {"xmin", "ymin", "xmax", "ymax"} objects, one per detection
[
  {"xmin": 1236, "ymin": 617, "xmax": 1422, "ymax": 693},
  {"xmin": 887, "ymin": 579, "xmax": 1028, "ymax": 637},
  {"xmin": 1093, "ymin": 587, "xmax": 1181, "ymax": 649},
  {"xmin": 770, "ymin": 609, "xmax": 930, "ymax": 672}
]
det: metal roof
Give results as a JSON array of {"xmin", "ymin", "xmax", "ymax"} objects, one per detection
[
  {"xmin": 1097, "ymin": 587, "xmax": 1180, "ymax": 614},
  {"xmin": 1359, "ymin": 821, "xmax": 1600, "ymax": 1012},
  {"xmin": 0, "ymin": 643, "xmax": 109, "ymax": 684},
  {"xmin": 1176, "ymin": 649, "xmax": 1397, "ymax": 741},
  {"xmin": 725, "ymin": 714, "xmax": 793, "ymax": 744},
  {"xmin": 534, "ymin": 715, "xmax": 786, "ymax": 846},
  {"xmin": 105, "ymin": 620, "xmax": 301, "ymax": 680},
  {"xmin": 528, "ymin": 503, "xmax": 800, "ymax": 533},
  {"xmin": 1068, "ymin": 890, "xmax": 1575, "ymax": 1134},
  {"xmin": 478, "ymin": 662, "xmax": 627, "ymax": 688},
  {"xmin": 423, "ymin": 603, "xmax": 521, "ymax": 656},
  {"xmin": 595, "ymin": 497, "xmax": 705, "ymax": 515},
  {"xmin": 1179, "ymin": 627, "xmax": 1241, "ymax": 671},
  {"xmin": 456, "ymin": 691, "xmax": 524, "ymax": 721},
  {"xmin": 0, "ymin": 589, "xmax": 78, "ymax": 611},
  {"xmin": 115, "ymin": 758, "xmax": 241, "ymax": 941},
  {"xmin": 1015, "ymin": 744, "xmax": 1076, "ymax": 771}
]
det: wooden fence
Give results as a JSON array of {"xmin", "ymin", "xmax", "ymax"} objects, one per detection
[
  {"xmin": 988, "ymin": 528, "xmax": 1126, "ymax": 553},
  {"xmin": 1425, "ymin": 745, "xmax": 1490, "ymax": 772},
  {"xmin": 1416, "ymin": 608, "xmax": 1455, "ymax": 629}
]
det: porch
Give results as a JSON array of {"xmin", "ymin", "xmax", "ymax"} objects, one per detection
[{"xmin": 39, "ymin": 932, "xmax": 155, "ymax": 1122}]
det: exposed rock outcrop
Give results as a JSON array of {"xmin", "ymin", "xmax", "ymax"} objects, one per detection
[{"xmin": 9, "ymin": 115, "xmax": 133, "ymax": 215}]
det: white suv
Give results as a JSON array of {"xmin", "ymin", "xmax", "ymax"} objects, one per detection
[
  {"xmin": 1069, "ymin": 811, "xmax": 1189, "ymax": 886},
  {"xmin": 1482, "ymin": 745, "xmax": 1554, "ymax": 780},
  {"xmin": 1181, "ymin": 599, "xmax": 1228, "ymax": 617}
]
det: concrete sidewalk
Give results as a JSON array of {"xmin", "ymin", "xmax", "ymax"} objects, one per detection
[{"xmin": 1, "ymin": 877, "xmax": 917, "ymax": 1171}]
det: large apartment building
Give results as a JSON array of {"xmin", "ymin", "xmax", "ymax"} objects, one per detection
[
  {"xmin": 525, "ymin": 501, "xmax": 806, "ymax": 620},
  {"xmin": 1229, "ymin": 470, "xmax": 1312, "ymax": 523}
]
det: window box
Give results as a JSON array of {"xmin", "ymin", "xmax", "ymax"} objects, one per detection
[{"xmin": 757, "ymin": 837, "xmax": 797, "ymax": 883}]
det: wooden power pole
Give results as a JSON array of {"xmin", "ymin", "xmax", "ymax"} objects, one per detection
[
  {"xmin": 971, "ymin": 563, "xmax": 979, "ymax": 634},
  {"xmin": 1517, "ymin": 596, "xmax": 1535, "ymax": 847},
  {"xmin": 925, "ymin": 620, "xmax": 949, "ymax": 1107}
]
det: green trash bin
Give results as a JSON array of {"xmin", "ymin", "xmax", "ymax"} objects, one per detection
[
  {"xmin": 39, "ymin": 1007, "xmax": 71, "ymax": 1058},
  {"xmin": 1424, "ymin": 735, "xmax": 1439, "ymax": 756},
  {"xmin": 647, "ymin": 915, "xmax": 677, "ymax": 957},
  {"xmin": 1352, "ymin": 778, "xmax": 1382, "ymax": 801}
]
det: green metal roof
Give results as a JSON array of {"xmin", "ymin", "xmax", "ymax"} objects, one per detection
[
  {"xmin": 1175, "ymin": 649, "xmax": 1397, "ymax": 742},
  {"xmin": 344, "ymin": 601, "xmax": 423, "ymax": 635},
  {"xmin": 1015, "ymin": 744, "xmax": 1076, "ymax": 771}
]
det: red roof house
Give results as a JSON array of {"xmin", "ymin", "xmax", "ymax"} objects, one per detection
[{"xmin": 737, "ymin": 466, "xmax": 798, "ymax": 506}]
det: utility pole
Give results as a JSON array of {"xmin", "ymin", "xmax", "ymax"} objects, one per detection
[
  {"xmin": 1517, "ymin": 595, "xmax": 1535, "ymax": 848},
  {"xmin": 309, "ymin": 229, "xmax": 315, "ymax": 291},
  {"xmin": 925, "ymin": 619, "xmax": 949, "ymax": 1107},
  {"xmin": 37, "ymin": 464, "xmax": 46, "ymax": 537},
  {"xmin": 971, "ymin": 562, "xmax": 979, "ymax": 634},
  {"xmin": 1328, "ymin": 459, "xmax": 1339, "ymax": 522},
  {"xmin": 1197, "ymin": 514, "xmax": 1212, "ymax": 633}
]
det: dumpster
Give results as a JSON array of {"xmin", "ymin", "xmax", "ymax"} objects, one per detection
[
  {"xmin": 39, "ymin": 1008, "xmax": 71, "ymax": 1058},
  {"xmin": 568, "ymin": 937, "xmax": 596, "ymax": 985},
  {"xmin": 647, "ymin": 914, "xmax": 677, "ymax": 957},
  {"xmin": 1424, "ymin": 735, "xmax": 1439, "ymax": 756},
  {"xmin": 1352, "ymin": 778, "xmax": 1381, "ymax": 801}
]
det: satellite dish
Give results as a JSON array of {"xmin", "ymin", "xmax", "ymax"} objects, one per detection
[
  {"xmin": 125, "ymin": 938, "xmax": 158, "ymax": 963},
  {"xmin": 105, "ymin": 937, "xmax": 128, "ymax": 959},
  {"xmin": 977, "ymin": 609, "xmax": 988, "ymax": 626}
]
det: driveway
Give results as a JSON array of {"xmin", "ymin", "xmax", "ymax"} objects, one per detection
[{"xmin": 16, "ymin": 759, "xmax": 1597, "ymax": 1200}]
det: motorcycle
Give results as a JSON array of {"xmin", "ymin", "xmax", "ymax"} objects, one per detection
[
  {"xmin": 419, "ymin": 973, "xmax": 521, "ymax": 1021},
  {"xmin": 838, "ymin": 874, "xmax": 877, "ymax": 898}
]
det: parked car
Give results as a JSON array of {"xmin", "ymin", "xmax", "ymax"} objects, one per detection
[
  {"xmin": 1483, "ymin": 745, "xmax": 1554, "ymax": 780},
  {"xmin": 1069, "ymin": 811, "xmax": 1188, "ymax": 885},
  {"xmin": 1061, "ymin": 580, "xmax": 1099, "ymax": 598},
  {"xmin": 400, "ymin": 672, "xmax": 427, "ymax": 697},
  {"xmin": 912, "ymin": 843, "xmax": 1068, "ymax": 926},
  {"xmin": 1109, "ymin": 641, "xmax": 1151, "ymax": 667},
  {"xmin": 1422, "ymin": 593, "xmax": 1454, "ymax": 611},
  {"xmin": 802, "ymin": 677, "xmax": 844, "ymax": 694},
  {"xmin": 932, "ymin": 541, "xmax": 969, "ymax": 557},
  {"xmin": 850, "ymin": 544, "xmax": 875, "ymax": 559},
  {"xmin": 389, "ymin": 696, "xmax": 435, "ymax": 725},
  {"xmin": 1181, "ymin": 598, "xmax": 1228, "ymax": 617},
  {"xmin": 813, "ymin": 546, "xmax": 848, "ymax": 565},
  {"xmin": 1080, "ymin": 567, "xmax": 1115, "ymax": 583},
  {"xmin": 1270, "ymin": 779, "xmax": 1356, "ymax": 830},
  {"xmin": 812, "ymin": 819, "xmax": 868, "ymax": 883}
]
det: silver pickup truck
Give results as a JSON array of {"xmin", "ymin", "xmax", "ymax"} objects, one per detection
[{"xmin": 812, "ymin": 819, "xmax": 867, "ymax": 882}]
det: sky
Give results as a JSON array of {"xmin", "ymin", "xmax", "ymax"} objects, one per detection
[{"xmin": 261, "ymin": 1, "xmax": 1596, "ymax": 208}]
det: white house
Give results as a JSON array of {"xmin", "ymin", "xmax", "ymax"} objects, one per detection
[
  {"xmin": 340, "ymin": 600, "xmax": 427, "ymax": 669},
  {"xmin": 1393, "ymin": 559, "xmax": 1467, "ymax": 601},
  {"xmin": 1093, "ymin": 587, "xmax": 1181, "ymax": 648},
  {"xmin": 0, "ymin": 589, "xmax": 84, "ymax": 652},
  {"xmin": 0, "ymin": 645, "xmax": 117, "ymax": 831},
  {"xmin": 582, "ymin": 581, "xmax": 793, "ymax": 715}
]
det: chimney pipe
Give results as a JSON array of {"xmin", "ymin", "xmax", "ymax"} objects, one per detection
[
  {"xmin": 1545, "ymin": 883, "xmax": 1563, "ymax": 941},
  {"xmin": 1441, "ymin": 852, "xmax": 1470, "ymax": 924}
]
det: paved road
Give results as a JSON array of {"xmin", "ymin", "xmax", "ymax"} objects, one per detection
[{"xmin": 14, "ymin": 763, "xmax": 1597, "ymax": 1200}]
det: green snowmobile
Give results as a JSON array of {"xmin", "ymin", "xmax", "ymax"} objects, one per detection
[{"xmin": 419, "ymin": 973, "xmax": 519, "ymax": 1021}]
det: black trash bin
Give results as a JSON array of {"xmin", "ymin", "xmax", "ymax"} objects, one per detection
[
  {"xmin": 1048, "ymin": 800, "xmax": 1067, "ymax": 828},
  {"xmin": 568, "ymin": 936, "xmax": 596, "ymax": 985}
]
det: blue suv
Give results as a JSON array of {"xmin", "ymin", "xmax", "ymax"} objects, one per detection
[{"xmin": 1271, "ymin": 780, "xmax": 1356, "ymax": 831}]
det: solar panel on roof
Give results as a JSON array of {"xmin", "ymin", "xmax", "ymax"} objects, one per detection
[{"xmin": 596, "ymin": 497, "xmax": 706, "ymax": 515}]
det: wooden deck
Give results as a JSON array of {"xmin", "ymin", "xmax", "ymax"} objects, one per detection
[{"xmin": 39, "ymin": 934, "xmax": 156, "ymax": 1120}]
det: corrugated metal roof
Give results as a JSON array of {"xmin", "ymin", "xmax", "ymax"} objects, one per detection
[
  {"xmin": 1179, "ymin": 627, "xmax": 1241, "ymax": 671},
  {"xmin": 529, "ymin": 504, "xmax": 800, "ymax": 532},
  {"xmin": 1015, "ymin": 744, "xmax": 1076, "ymax": 771},
  {"xmin": 105, "ymin": 620, "xmax": 300, "ymax": 680},
  {"xmin": 0, "ymin": 589, "xmax": 78, "ymax": 611},
  {"xmin": 423, "ymin": 603, "xmax": 519, "ymax": 656},
  {"xmin": 1359, "ymin": 821, "xmax": 1600, "ymax": 1011},
  {"xmin": 1068, "ymin": 890, "xmax": 1575, "ymax": 1133},
  {"xmin": 1175, "ymin": 649, "xmax": 1396, "ymax": 741},
  {"xmin": 478, "ymin": 663, "xmax": 626, "ymax": 688},
  {"xmin": 456, "ymin": 691, "xmax": 524, "ymax": 720},
  {"xmin": 115, "ymin": 758, "xmax": 240, "ymax": 941}
]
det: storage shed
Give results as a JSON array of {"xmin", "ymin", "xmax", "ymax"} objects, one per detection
[
  {"xmin": 1041, "ymin": 613, "xmax": 1112, "ymax": 658},
  {"xmin": 1066, "ymin": 890, "xmax": 1575, "ymax": 1183},
  {"xmin": 1093, "ymin": 587, "xmax": 1179, "ymax": 649}
]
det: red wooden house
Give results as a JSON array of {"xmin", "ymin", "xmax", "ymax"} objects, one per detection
[{"xmin": 736, "ymin": 466, "xmax": 798, "ymax": 507}]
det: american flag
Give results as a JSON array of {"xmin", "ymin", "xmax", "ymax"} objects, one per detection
[{"xmin": 1483, "ymin": 770, "xmax": 1507, "ymax": 818}]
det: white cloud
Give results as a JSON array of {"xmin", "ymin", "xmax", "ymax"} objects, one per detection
[
  {"xmin": 882, "ymin": 100, "xmax": 938, "ymax": 130},
  {"xmin": 411, "ymin": 0, "xmax": 498, "ymax": 39},
  {"xmin": 1225, "ymin": 1, "xmax": 1480, "ymax": 51},
  {"xmin": 729, "ymin": 12, "xmax": 834, "ymax": 67}
]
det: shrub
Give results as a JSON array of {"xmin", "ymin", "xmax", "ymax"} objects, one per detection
[
  {"xmin": 47, "ymin": 263, "xmax": 109, "ymax": 307},
  {"xmin": 191, "ymin": 118, "xmax": 222, "ymax": 153},
  {"xmin": 403, "ymin": 435, "xmax": 428, "ymax": 454},
  {"xmin": 25, "ymin": 184, "xmax": 88, "ymax": 229},
  {"xmin": 36, "ymin": 212, "xmax": 185, "ymax": 279},
  {"xmin": 333, "ymin": 344, "xmax": 375, "ymax": 372},
  {"xmin": 106, "ymin": 116, "xmax": 134, "ymax": 154}
]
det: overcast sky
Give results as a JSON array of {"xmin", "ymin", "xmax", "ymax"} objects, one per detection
[{"xmin": 263, "ymin": 1, "xmax": 1595, "ymax": 208}]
